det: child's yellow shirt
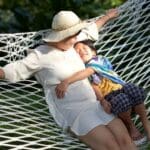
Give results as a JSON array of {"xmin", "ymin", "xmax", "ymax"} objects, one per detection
[{"xmin": 97, "ymin": 78, "xmax": 122, "ymax": 98}]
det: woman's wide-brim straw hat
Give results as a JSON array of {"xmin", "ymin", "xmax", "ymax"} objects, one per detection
[{"xmin": 43, "ymin": 11, "xmax": 88, "ymax": 42}]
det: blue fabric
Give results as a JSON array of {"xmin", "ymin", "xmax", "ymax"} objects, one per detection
[{"xmin": 86, "ymin": 55, "xmax": 125, "ymax": 85}]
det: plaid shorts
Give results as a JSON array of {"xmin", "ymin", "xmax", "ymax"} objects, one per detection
[{"xmin": 104, "ymin": 83, "xmax": 146, "ymax": 115}]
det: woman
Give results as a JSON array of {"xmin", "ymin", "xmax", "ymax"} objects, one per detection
[{"xmin": 0, "ymin": 10, "xmax": 136, "ymax": 150}]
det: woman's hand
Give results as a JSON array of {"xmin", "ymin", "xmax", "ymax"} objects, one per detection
[
  {"xmin": 55, "ymin": 80, "xmax": 69, "ymax": 99},
  {"xmin": 106, "ymin": 9, "xmax": 119, "ymax": 19},
  {"xmin": 100, "ymin": 99, "xmax": 112, "ymax": 114},
  {"xmin": 95, "ymin": 8, "xmax": 119, "ymax": 29}
]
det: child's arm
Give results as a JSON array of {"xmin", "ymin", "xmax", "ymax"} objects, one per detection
[
  {"xmin": 65, "ymin": 67, "xmax": 95, "ymax": 84},
  {"xmin": 55, "ymin": 67, "xmax": 95, "ymax": 98},
  {"xmin": 91, "ymin": 83, "xmax": 104, "ymax": 101},
  {"xmin": 91, "ymin": 83, "xmax": 111, "ymax": 114},
  {"xmin": 95, "ymin": 9, "xmax": 119, "ymax": 29}
]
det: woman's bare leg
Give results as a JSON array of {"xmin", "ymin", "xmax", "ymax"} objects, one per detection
[
  {"xmin": 119, "ymin": 109, "xmax": 143, "ymax": 140},
  {"xmin": 134, "ymin": 103, "xmax": 150, "ymax": 140},
  {"xmin": 107, "ymin": 118, "xmax": 137, "ymax": 150},
  {"xmin": 78, "ymin": 125, "xmax": 120, "ymax": 150}
]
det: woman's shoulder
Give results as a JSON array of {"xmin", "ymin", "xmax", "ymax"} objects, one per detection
[
  {"xmin": 27, "ymin": 44, "xmax": 59, "ymax": 58},
  {"xmin": 35, "ymin": 44, "xmax": 54, "ymax": 54}
]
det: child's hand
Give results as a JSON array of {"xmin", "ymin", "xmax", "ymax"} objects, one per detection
[
  {"xmin": 100, "ymin": 99, "xmax": 111, "ymax": 114},
  {"xmin": 55, "ymin": 80, "xmax": 69, "ymax": 99},
  {"xmin": 106, "ymin": 9, "xmax": 119, "ymax": 19}
]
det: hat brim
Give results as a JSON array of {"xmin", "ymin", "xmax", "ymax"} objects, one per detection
[{"xmin": 43, "ymin": 21, "xmax": 89, "ymax": 42}]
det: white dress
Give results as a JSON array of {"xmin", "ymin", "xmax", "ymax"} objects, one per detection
[
  {"xmin": 3, "ymin": 24, "xmax": 114, "ymax": 136},
  {"xmin": 3, "ymin": 45, "xmax": 114, "ymax": 135}
]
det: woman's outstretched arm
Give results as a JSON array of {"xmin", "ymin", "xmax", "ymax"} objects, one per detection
[
  {"xmin": 0, "ymin": 51, "xmax": 41, "ymax": 82},
  {"xmin": 77, "ymin": 9, "xmax": 119, "ymax": 42},
  {"xmin": 95, "ymin": 9, "xmax": 119, "ymax": 29}
]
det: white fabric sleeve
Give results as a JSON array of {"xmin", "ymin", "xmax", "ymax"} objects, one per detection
[
  {"xmin": 3, "ymin": 51, "xmax": 42, "ymax": 83},
  {"xmin": 77, "ymin": 23, "xmax": 99, "ymax": 42}
]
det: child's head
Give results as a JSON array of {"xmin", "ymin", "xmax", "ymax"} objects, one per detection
[{"xmin": 74, "ymin": 40, "xmax": 97, "ymax": 63}]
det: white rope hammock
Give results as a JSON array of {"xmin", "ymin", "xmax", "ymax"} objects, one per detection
[{"xmin": 0, "ymin": 0, "xmax": 149, "ymax": 149}]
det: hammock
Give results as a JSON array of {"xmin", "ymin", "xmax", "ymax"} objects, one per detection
[{"xmin": 0, "ymin": 0, "xmax": 149, "ymax": 149}]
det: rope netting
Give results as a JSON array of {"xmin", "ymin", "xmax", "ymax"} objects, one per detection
[{"xmin": 0, "ymin": 0, "xmax": 149, "ymax": 149}]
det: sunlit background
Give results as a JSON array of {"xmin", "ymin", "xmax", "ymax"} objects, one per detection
[{"xmin": 0, "ymin": 0, "xmax": 126, "ymax": 33}]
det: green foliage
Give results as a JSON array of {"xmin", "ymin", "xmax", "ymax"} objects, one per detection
[{"xmin": 0, "ymin": 0, "xmax": 126, "ymax": 33}]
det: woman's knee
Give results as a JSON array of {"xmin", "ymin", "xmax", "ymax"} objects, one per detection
[
  {"xmin": 78, "ymin": 125, "xmax": 120, "ymax": 150},
  {"xmin": 118, "ymin": 132, "xmax": 133, "ymax": 146},
  {"xmin": 108, "ymin": 118, "xmax": 133, "ymax": 146}
]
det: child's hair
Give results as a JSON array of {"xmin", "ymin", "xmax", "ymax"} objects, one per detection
[{"xmin": 75, "ymin": 40, "xmax": 97, "ymax": 54}]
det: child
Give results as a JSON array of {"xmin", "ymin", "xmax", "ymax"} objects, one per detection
[{"xmin": 55, "ymin": 40, "xmax": 150, "ymax": 143}]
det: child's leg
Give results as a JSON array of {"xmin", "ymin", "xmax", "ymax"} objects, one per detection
[
  {"xmin": 122, "ymin": 83, "xmax": 150, "ymax": 139},
  {"xmin": 119, "ymin": 109, "xmax": 143, "ymax": 140},
  {"xmin": 134, "ymin": 103, "xmax": 150, "ymax": 140},
  {"xmin": 105, "ymin": 91, "xmax": 143, "ymax": 140}
]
